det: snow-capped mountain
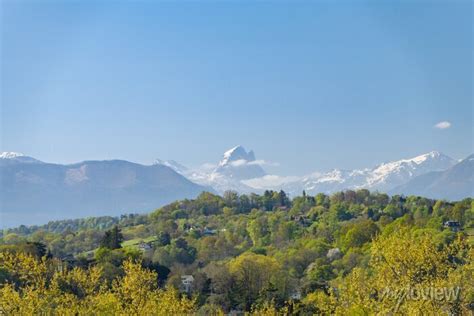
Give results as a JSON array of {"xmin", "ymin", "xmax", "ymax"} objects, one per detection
[
  {"xmin": 390, "ymin": 154, "xmax": 473, "ymax": 200},
  {"xmin": 364, "ymin": 151, "xmax": 455, "ymax": 191},
  {"xmin": 213, "ymin": 145, "xmax": 266, "ymax": 180},
  {"xmin": 181, "ymin": 148, "xmax": 458, "ymax": 196},
  {"xmin": 187, "ymin": 146, "xmax": 266, "ymax": 193},
  {"xmin": 297, "ymin": 169, "xmax": 368, "ymax": 194},
  {"xmin": 298, "ymin": 151, "xmax": 456, "ymax": 194},
  {"xmin": 219, "ymin": 146, "xmax": 256, "ymax": 166}
]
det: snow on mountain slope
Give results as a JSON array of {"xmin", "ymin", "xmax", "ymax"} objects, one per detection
[
  {"xmin": 0, "ymin": 152, "xmax": 43, "ymax": 164},
  {"xmin": 298, "ymin": 169, "xmax": 369, "ymax": 194},
  {"xmin": 187, "ymin": 146, "xmax": 267, "ymax": 193},
  {"xmin": 0, "ymin": 152, "xmax": 25, "ymax": 159},
  {"xmin": 390, "ymin": 154, "xmax": 473, "ymax": 200},
  {"xmin": 219, "ymin": 146, "xmax": 256, "ymax": 167},
  {"xmin": 185, "ymin": 148, "xmax": 456, "ymax": 195},
  {"xmin": 297, "ymin": 151, "xmax": 456, "ymax": 195},
  {"xmin": 364, "ymin": 151, "xmax": 455, "ymax": 191},
  {"xmin": 154, "ymin": 159, "xmax": 188, "ymax": 174},
  {"xmin": 213, "ymin": 145, "xmax": 266, "ymax": 180}
]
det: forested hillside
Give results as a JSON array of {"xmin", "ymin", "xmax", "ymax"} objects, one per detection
[{"xmin": 1, "ymin": 190, "xmax": 473, "ymax": 314}]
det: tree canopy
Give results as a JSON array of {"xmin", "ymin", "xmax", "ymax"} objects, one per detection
[{"xmin": 1, "ymin": 190, "xmax": 472, "ymax": 314}]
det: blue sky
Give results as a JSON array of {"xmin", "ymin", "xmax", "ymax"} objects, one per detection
[{"xmin": 1, "ymin": 1, "xmax": 472, "ymax": 175}]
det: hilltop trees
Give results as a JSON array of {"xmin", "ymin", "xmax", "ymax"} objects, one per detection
[{"xmin": 99, "ymin": 226, "xmax": 123, "ymax": 250}]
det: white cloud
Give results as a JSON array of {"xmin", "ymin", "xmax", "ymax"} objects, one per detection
[
  {"xmin": 229, "ymin": 159, "xmax": 248, "ymax": 167},
  {"xmin": 434, "ymin": 121, "xmax": 451, "ymax": 129},
  {"xmin": 242, "ymin": 175, "xmax": 300, "ymax": 189},
  {"xmin": 229, "ymin": 159, "xmax": 280, "ymax": 167},
  {"xmin": 248, "ymin": 159, "xmax": 280, "ymax": 167}
]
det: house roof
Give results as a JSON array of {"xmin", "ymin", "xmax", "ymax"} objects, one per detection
[{"xmin": 181, "ymin": 275, "xmax": 194, "ymax": 281}]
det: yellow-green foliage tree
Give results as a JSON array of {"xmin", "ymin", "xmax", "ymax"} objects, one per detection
[
  {"xmin": 228, "ymin": 252, "xmax": 283, "ymax": 310},
  {"xmin": 0, "ymin": 252, "xmax": 196, "ymax": 315},
  {"xmin": 306, "ymin": 228, "xmax": 473, "ymax": 315}
]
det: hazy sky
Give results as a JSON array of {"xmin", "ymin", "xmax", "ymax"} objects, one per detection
[{"xmin": 1, "ymin": 1, "xmax": 472, "ymax": 175}]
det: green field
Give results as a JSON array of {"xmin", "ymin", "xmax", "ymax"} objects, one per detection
[{"xmin": 121, "ymin": 235, "xmax": 158, "ymax": 248}]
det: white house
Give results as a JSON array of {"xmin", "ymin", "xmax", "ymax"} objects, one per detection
[{"xmin": 181, "ymin": 275, "xmax": 195, "ymax": 293}]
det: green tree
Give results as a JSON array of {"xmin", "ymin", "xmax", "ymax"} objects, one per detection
[
  {"xmin": 228, "ymin": 252, "xmax": 282, "ymax": 311},
  {"xmin": 157, "ymin": 231, "xmax": 171, "ymax": 246},
  {"xmin": 100, "ymin": 226, "xmax": 123, "ymax": 249},
  {"xmin": 341, "ymin": 219, "xmax": 380, "ymax": 250},
  {"xmin": 247, "ymin": 217, "xmax": 269, "ymax": 247}
]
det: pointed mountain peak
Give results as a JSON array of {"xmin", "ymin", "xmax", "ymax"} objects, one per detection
[
  {"xmin": 220, "ymin": 146, "xmax": 256, "ymax": 167},
  {"xmin": 409, "ymin": 151, "xmax": 453, "ymax": 165},
  {"xmin": 223, "ymin": 145, "xmax": 245, "ymax": 158},
  {"xmin": 376, "ymin": 151, "xmax": 454, "ymax": 168},
  {"xmin": 213, "ymin": 146, "xmax": 266, "ymax": 180}
]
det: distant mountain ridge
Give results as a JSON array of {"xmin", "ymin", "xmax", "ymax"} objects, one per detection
[
  {"xmin": 0, "ymin": 154, "xmax": 211, "ymax": 228},
  {"xmin": 183, "ymin": 147, "xmax": 463, "ymax": 198},
  {"xmin": 297, "ymin": 151, "xmax": 456, "ymax": 194},
  {"xmin": 390, "ymin": 154, "xmax": 474, "ymax": 200},
  {"xmin": 0, "ymin": 152, "xmax": 43, "ymax": 164}
]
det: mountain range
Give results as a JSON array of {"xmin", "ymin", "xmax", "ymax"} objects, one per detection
[
  {"xmin": 1, "ymin": 148, "xmax": 472, "ymax": 228},
  {"xmin": 390, "ymin": 154, "xmax": 474, "ymax": 200},
  {"xmin": 291, "ymin": 151, "xmax": 457, "ymax": 195},
  {"xmin": 164, "ymin": 146, "xmax": 470, "ymax": 199},
  {"xmin": 0, "ymin": 153, "xmax": 211, "ymax": 228}
]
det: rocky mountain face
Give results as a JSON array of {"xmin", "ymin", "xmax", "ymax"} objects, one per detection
[
  {"xmin": 213, "ymin": 146, "xmax": 266, "ymax": 180},
  {"xmin": 185, "ymin": 146, "xmax": 266, "ymax": 193}
]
